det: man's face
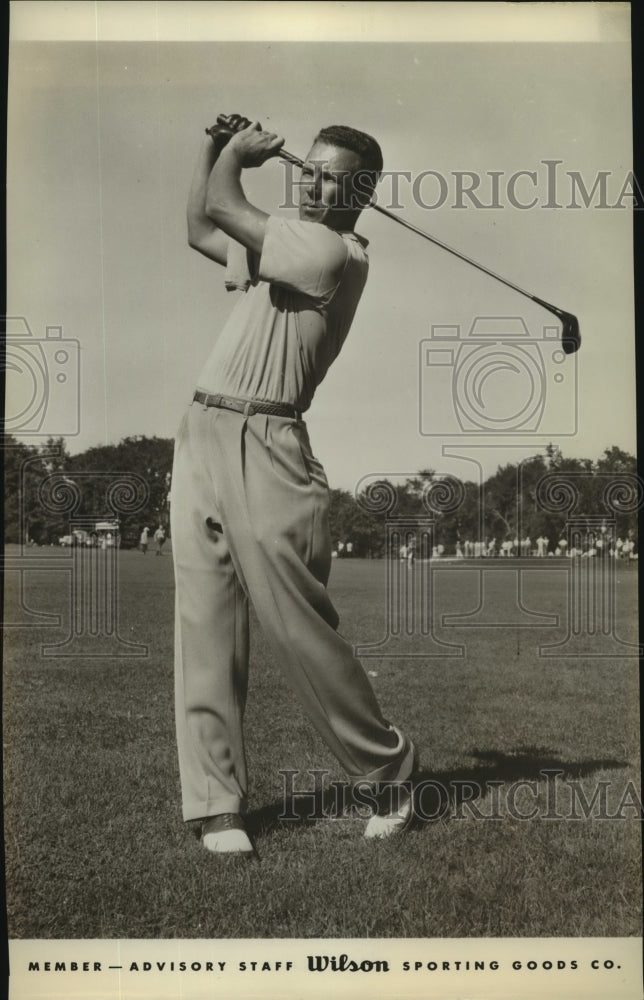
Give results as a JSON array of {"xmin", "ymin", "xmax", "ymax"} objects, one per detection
[{"xmin": 297, "ymin": 141, "xmax": 365, "ymax": 229}]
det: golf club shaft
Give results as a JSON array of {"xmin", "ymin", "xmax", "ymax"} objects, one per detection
[
  {"xmin": 215, "ymin": 120, "xmax": 569, "ymax": 323},
  {"xmin": 276, "ymin": 146, "xmax": 542, "ymax": 309}
]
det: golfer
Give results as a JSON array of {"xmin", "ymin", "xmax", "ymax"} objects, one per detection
[{"xmin": 172, "ymin": 117, "xmax": 416, "ymax": 855}]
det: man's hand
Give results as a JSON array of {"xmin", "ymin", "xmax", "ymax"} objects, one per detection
[
  {"xmin": 205, "ymin": 114, "xmax": 253, "ymax": 154},
  {"xmin": 206, "ymin": 125, "xmax": 235, "ymax": 156},
  {"xmin": 225, "ymin": 121, "xmax": 285, "ymax": 168}
]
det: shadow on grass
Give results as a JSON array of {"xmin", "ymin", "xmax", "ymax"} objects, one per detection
[{"xmin": 245, "ymin": 747, "xmax": 629, "ymax": 837}]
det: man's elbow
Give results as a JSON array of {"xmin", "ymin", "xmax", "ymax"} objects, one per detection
[
  {"xmin": 187, "ymin": 225, "xmax": 203, "ymax": 252},
  {"xmin": 187, "ymin": 215, "xmax": 210, "ymax": 252}
]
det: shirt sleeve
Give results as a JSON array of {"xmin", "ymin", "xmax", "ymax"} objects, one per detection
[{"xmin": 256, "ymin": 217, "xmax": 349, "ymax": 303}]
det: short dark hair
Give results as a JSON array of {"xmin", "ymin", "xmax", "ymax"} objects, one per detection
[{"xmin": 314, "ymin": 125, "xmax": 383, "ymax": 176}]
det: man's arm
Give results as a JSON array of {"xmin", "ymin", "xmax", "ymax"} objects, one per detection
[
  {"xmin": 205, "ymin": 122, "xmax": 284, "ymax": 257},
  {"xmin": 187, "ymin": 134, "xmax": 230, "ymax": 265}
]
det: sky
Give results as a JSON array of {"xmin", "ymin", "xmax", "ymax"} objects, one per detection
[{"xmin": 6, "ymin": 1, "xmax": 636, "ymax": 493}]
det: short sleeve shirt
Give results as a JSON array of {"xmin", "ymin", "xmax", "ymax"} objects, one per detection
[{"xmin": 195, "ymin": 216, "xmax": 370, "ymax": 412}]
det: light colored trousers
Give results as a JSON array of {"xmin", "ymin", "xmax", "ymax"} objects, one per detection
[{"xmin": 171, "ymin": 402, "xmax": 415, "ymax": 821}]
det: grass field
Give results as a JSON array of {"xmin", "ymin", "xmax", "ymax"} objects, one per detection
[{"xmin": 2, "ymin": 547, "xmax": 641, "ymax": 939}]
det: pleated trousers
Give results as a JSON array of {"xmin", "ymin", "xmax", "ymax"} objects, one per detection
[{"xmin": 171, "ymin": 401, "xmax": 414, "ymax": 821}]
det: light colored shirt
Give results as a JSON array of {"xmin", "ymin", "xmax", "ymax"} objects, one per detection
[{"xmin": 196, "ymin": 216, "xmax": 369, "ymax": 412}]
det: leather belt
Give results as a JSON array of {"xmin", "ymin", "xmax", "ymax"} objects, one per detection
[{"xmin": 193, "ymin": 390, "xmax": 301, "ymax": 420}]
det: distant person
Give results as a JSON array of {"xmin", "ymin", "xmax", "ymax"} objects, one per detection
[
  {"xmin": 139, "ymin": 526, "xmax": 150, "ymax": 554},
  {"xmin": 346, "ymin": 540, "xmax": 353, "ymax": 558},
  {"xmin": 154, "ymin": 525, "xmax": 166, "ymax": 556}
]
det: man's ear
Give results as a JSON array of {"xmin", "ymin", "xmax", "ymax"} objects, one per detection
[{"xmin": 350, "ymin": 169, "xmax": 378, "ymax": 210}]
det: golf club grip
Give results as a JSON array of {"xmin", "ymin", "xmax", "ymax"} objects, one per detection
[{"xmin": 215, "ymin": 114, "xmax": 304, "ymax": 167}]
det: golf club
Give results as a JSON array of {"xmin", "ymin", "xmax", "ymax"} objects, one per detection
[{"xmin": 215, "ymin": 114, "xmax": 581, "ymax": 355}]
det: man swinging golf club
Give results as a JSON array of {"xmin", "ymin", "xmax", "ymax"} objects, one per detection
[{"xmin": 172, "ymin": 114, "xmax": 417, "ymax": 855}]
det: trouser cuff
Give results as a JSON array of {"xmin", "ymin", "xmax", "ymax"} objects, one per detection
[
  {"xmin": 182, "ymin": 793, "xmax": 246, "ymax": 823},
  {"xmin": 347, "ymin": 730, "xmax": 416, "ymax": 787}
]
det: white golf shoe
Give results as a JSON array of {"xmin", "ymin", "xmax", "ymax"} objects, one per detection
[
  {"xmin": 201, "ymin": 813, "xmax": 254, "ymax": 854},
  {"xmin": 363, "ymin": 785, "xmax": 414, "ymax": 840}
]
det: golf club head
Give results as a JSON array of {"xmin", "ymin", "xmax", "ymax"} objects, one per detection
[
  {"xmin": 532, "ymin": 297, "xmax": 581, "ymax": 355},
  {"xmin": 560, "ymin": 313, "xmax": 581, "ymax": 355}
]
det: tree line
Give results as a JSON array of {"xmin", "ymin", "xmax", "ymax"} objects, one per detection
[
  {"xmin": 4, "ymin": 434, "xmax": 173, "ymax": 549},
  {"xmin": 3, "ymin": 435, "xmax": 639, "ymax": 555},
  {"xmin": 329, "ymin": 445, "xmax": 639, "ymax": 558}
]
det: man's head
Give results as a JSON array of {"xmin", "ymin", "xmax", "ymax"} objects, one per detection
[{"xmin": 298, "ymin": 125, "xmax": 383, "ymax": 231}]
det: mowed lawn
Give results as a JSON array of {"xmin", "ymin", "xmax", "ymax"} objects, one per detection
[{"xmin": 2, "ymin": 547, "xmax": 641, "ymax": 939}]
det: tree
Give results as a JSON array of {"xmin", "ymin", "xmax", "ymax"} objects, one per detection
[
  {"xmin": 3, "ymin": 435, "xmax": 38, "ymax": 543},
  {"xmin": 67, "ymin": 436, "xmax": 174, "ymax": 547}
]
